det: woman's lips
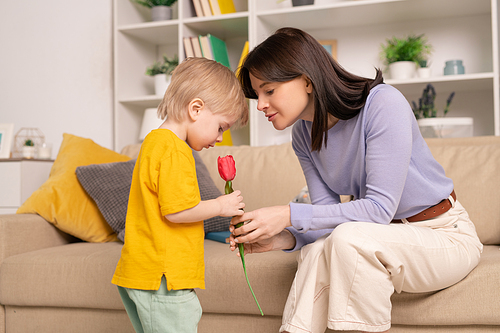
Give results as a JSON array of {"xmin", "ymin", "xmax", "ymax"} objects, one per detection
[{"xmin": 266, "ymin": 113, "xmax": 277, "ymax": 122}]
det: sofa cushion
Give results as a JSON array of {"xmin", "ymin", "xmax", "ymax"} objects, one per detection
[
  {"xmin": 1, "ymin": 241, "xmax": 499, "ymax": 325},
  {"xmin": 425, "ymin": 136, "xmax": 500, "ymax": 245},
  {"xmin": 75, "ymin": 151, "xmax": 232, "ymax": 241},
  {"xmin": 16, "ymin": 133, "xmax": 130, "ymax": 243},
  {"xmin": 76, "ymin": 159, "xmax": 136, "ymax": 242}
]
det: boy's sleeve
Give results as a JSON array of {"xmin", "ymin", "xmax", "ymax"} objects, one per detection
[{"xmin": 158, "ymin": 151, "xmax": 201, "ymax": 216}]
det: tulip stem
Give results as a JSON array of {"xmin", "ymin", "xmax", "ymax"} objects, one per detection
[{"xmin": 225, "ymin": 181, "xmax": 264, "ymax": 316}]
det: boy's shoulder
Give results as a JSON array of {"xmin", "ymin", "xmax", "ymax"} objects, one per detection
[{"xmin": 141, "ymin": 129, "xmax": 193, "ymax": 162}]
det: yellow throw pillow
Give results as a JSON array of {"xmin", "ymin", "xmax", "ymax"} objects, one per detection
[{"xmin": 17, "ymin": 133, "xmax": 131, "ymax": 242}]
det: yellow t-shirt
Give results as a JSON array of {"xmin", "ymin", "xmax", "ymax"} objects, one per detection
[{"xmin": 112, "ymin": 129, "xmax": 205, "ymax": 291}]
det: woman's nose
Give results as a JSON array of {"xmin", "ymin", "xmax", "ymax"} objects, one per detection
[{"xmin": 257, "ymin": 98, "xmax": 269, "ymax": 112}]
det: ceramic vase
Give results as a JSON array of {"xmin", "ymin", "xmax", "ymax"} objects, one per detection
[
  {"xmin": 417, "ymin": 67, "xmax": 431, "ymax": 78},
  {"xmin": 151, "ymin": 6, "xmax": 172, "ymax": 21},
  {"xmin": 154, "ymin": 74, "xmax": 171, "ymax": 96},
  {"xmin": 444, "ymin": 60, "xmax": 465, "ymax": 75},
  {"xmin": 292, "ymin": 0, "xmax": 314, "ymax": 6},
  {"xmin": 22, "ymin": 146, "xmax": 35, "ymax": 159},
  {"xmin": 389, "ymin": 61, "xmax": 417, "ymax": 80}
]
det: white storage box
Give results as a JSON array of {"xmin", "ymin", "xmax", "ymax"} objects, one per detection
[{"xmin": 417, "ymin": 117, "xmax": 473, "ymax": 138}]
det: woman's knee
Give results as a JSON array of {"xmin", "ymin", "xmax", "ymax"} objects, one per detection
[{"xmin": 324, "ymin": 222, "xmax": 376, "ymax": 256}]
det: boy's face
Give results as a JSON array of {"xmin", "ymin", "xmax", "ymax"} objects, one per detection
[{"xmin": 187, "ymin": 108, "xmax": 235, "ymax": 151}]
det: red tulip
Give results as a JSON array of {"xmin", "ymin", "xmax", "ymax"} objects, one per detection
[
  {"xmin": 217, "ymin": 155, "xmax": 263, "ymax": 316},
  {"xmin": 217, "ymin": 155, "xmax": 236, "ymax": 182}
]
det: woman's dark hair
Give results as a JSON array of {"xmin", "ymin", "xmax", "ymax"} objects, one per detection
[{"xmin": 237, "ymin": 27, "xmax": 384, "ymax": 151}]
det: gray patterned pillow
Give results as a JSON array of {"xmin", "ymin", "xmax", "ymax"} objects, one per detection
[{"xmin": 76, "ymin": 151, "xmax": 230, "ymax": 242}]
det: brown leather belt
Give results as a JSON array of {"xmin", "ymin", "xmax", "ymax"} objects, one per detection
[{"xmin": 393, "ymin": 190, "xmax": 456, "ymax": 223}]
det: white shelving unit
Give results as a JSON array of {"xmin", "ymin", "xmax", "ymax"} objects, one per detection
[{"xmin": 114, "ymin": 0, "xmax": 500, "ymax": 150}]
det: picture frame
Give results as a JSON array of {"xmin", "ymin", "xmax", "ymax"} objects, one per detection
[
  {"xmin": 0, "ymin": 123, "xmax": 15, "ymax": 158},
  {"xmin": 318, "ymin": 39, "xmax": 338, "ymax": 60}
]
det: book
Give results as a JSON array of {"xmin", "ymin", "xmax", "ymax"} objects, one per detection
[
  {"xmin": 209, "ymin": 0, "xmax": 221, "ymax": 15},
  {"xmin": 200, "ymin": 0, "xmax": 213, "ymax": 16},
  {"xmin": 183, "ymin": 37, "xmax": 195, "ymax": 58},
  {"xmin": 207, "ymin": 33, "xmax": 230, "ymax": 68},
  {"xmin": 192, "ymin": 0, "xmax": 204, "ymax": 17},
  {"xmin": 191, "ymin": 37, "xmax": 203, "ymax": 57},
  {"xmin": 218, "ymin": 0, "xmax": 236, "ymax": 14},
  {"xmin": 199, "ymin": 35, "xmax": 214, "ymax": 60},
  {"xmin": 236, "ymin": 41, "xmax": 249, "ymax": 75}
]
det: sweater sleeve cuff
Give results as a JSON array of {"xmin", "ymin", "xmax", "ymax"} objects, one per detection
[
  {"xmin": 290, "ymin": 202, "xmax": 313, "ymax": 233},
  {"xmin": 283, "ymin": 227, "xmax": 304, "ymax": 252}
]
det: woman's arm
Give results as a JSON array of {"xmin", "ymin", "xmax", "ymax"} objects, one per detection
[{"xmin": 165, "ymin": 190, "xmax": 244, "ymax": 223}]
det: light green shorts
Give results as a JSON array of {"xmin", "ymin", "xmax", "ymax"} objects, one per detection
[{"xmin": 118, "ymin": 276, "xmax": 202, "ymax": 333}]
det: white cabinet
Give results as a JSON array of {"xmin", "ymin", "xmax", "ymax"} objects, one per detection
[
  {"xmin": 0, "ymin": 159, "xmax": 53, "ymax": 214},
  {"xmin": 114, "ymin": 0, "xmax": 500, "ymax": 149}
]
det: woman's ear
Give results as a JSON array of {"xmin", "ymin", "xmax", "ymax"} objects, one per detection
[
  {"xmin": 304, "ymin": 76, "xmax": 313, "ymax": 94},
  {"xmin": 188, "ymin": 98, "xmax": 204, "ymax": 121}
]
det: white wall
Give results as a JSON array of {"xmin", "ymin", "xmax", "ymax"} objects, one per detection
[{"xmin": 0, "ymin": 0, "xmax": 114, "ymax": 159}]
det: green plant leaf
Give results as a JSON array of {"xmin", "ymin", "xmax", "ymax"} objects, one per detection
[{"xmin": 380, "ymin": 34, "xmax": 432, "ymax": 66}]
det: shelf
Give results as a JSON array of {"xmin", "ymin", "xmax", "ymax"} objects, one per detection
[
  {"xmin": 183, "ymin": 13, "xmax": 249, "ymax": 39},
  {"xmin": 256, "ymin": 0, "xmax": 491, "ymax": 31},
  {"xmin": 119, "ymin": 95, "xmax": 162, "ymax": 108},
  {"xmin": 114, "ymin": 0, "xmax": 500, "ymax": 150},
  {"xmin": 386, "ymin": 72, "xmax": 495, "ymax": 95},
  {"xmin": 118, "ymin": 21, "xmax": 179, "ymax": 45}
]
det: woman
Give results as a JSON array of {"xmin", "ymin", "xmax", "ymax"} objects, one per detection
[{"xmin": 230, "ymin": 27, "xmax": 482, "ymax": 333}]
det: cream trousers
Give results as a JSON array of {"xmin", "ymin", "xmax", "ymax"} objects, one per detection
[{"xmin": 280, "ymin": 200, "xmax": 483, "ymax": 333}]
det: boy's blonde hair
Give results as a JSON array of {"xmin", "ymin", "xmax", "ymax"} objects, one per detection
[{"xmin": 157, "ymin": 57, "xmax": 248, "ymax": 128}]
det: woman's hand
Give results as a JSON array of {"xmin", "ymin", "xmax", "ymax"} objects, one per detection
[
  {"xmin": 229, "ymin": 229, "xmax": 296, "ymax": 255},
  {"xmin": 229, "ymin": 205, "xmax": 293, "ymax": 245}
]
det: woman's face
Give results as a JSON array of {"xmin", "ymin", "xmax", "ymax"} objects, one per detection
[{"xmin": 249, "ymin": 73, "xmax": 314, "ymax": 130}]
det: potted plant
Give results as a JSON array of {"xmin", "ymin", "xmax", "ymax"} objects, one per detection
[
  {"xmin": 380, "ymin": 34, "xmax": 432, "ymax": 80},
  {"xmin": 417, "ymin": 59, "xmax": 431, "ymax": 78},
  {"xmin": 22, "ymin": 139, "xmax": 35, "ymax": 159},
  {"xmin": 411, "ymin": 84, "xmax": 472, "ymax": 138},
  {"xmin": 146, "ymin": 54, "xmax": 178, "ymax": 96},
  {"xmin": 276, "ymin": 0, "xmax": 314, "ymax": 7},
  {"xmin": 131, "ymin": 0, "xmax": 178, "ymax": 21},
  {"xmin": 291, "ymin": 0, "xmax": 314, "ymax": 6}
]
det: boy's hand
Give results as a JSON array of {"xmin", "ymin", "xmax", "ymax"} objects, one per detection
[{"xmin": 216, "ymin": 190, "xmax": 245, "ymax": 217}]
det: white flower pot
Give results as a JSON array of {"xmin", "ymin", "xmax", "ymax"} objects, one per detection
[
  {"xmin": 389, "ymin": 61, "xmax": 417, "ymax": 80},
  {"xmin": 22, "ymin": 146, "xmax": 35, "ymax": 159},
  {"xmin": 151, "ymin": 6, "xmax": 172, "ymax": 21},
  {"xmin": 154, "ymin": 74, "xmax": 171, "ymax": 96},
  {"xmin": 418, "ymin": 117, "xmax": 473, "ymax": 138},
  {"xmin": 417, "ymin": 67, "xmax": 431, "ymax": 78}
]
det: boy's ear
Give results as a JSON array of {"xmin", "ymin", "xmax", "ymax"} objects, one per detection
[{"xmin": 188, "ymin": 98, "xmax": 204, "ymax": 121}]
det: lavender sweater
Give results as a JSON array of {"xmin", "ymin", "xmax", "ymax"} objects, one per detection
[{"xmin": 288, "ymin": 84, "xmax": 453, "ymax": 251}]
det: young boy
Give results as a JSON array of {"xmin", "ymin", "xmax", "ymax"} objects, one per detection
[{"xmin": 112, "ymin": 57, "xmax": 249, "ymax": 333}]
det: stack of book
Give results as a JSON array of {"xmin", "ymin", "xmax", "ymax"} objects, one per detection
[
  {"xmin": 192, "ymin": 0, "xmax": 236, "ymax": 17},
  {"xmin": 184, "ymin": 35, "xmax": 249, "ymax": 73},
  {"xmin": 183, "ymin": 34, "xmax": 231, "ymax": 68}
]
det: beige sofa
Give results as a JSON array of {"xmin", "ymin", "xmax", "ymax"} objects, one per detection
[{"xmin": 1, "ymin": 136, "xmax": 500, "ymax": 333}]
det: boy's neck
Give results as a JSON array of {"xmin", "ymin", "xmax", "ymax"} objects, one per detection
[{"xmin": 158, "ymin": 119, "xmax": 188, "ymax": 141}]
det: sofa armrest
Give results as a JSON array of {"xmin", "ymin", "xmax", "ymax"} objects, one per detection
[{"xmin": 0, "ymin": 214, "xmax": 77, "ymax": 265}]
